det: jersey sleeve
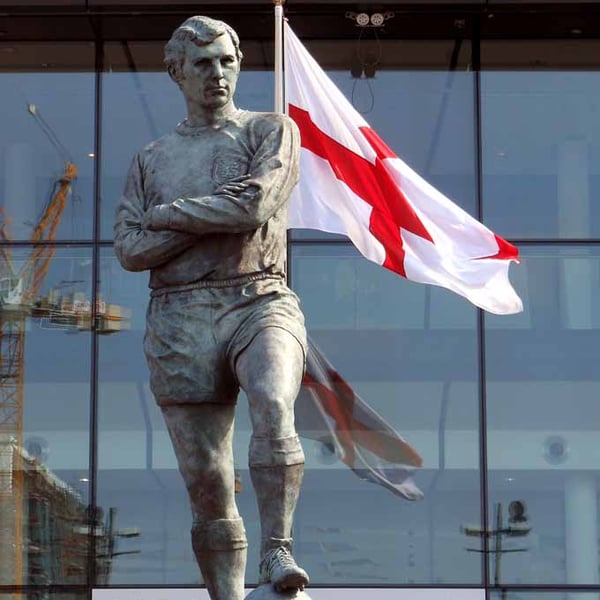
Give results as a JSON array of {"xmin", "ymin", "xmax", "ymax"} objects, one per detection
[{"xmin": 114, "ymin": 153, "xmax": 197, "ymax": 272}]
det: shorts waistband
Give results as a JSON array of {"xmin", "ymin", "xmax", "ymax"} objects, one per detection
[{"xmin": 150, "ymin": 273, "xmax": 282, "ymax": 298}]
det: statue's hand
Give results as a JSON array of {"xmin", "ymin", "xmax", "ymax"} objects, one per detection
[
  {"xmin": 142, "ymin": 204, "xmax": 170, "ymax": 231},
  {"xmin": 215, "ymin": 174, "xmax": 252, "ymax": 196},
  {"xmin": 142, "ymin": 208, "xmax": 155, "ymax": 230}
]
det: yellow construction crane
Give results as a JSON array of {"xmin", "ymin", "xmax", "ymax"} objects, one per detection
[
  {"xmin": 0, "ymin": 104, "xmax": 79, "ymax": 588},
  {"xmin": 0, "ymin": 105, "xmax": 130, "ymax": 589}
]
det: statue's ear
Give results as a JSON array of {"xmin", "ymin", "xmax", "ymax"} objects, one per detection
[{"xmin": 167, "ymin": 65, "xmax": 181, "ymax": 84}]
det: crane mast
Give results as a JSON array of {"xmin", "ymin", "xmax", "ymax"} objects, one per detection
[{"xmin": 0, "ymin": 105, "xmax": 78, "ymax": 588}]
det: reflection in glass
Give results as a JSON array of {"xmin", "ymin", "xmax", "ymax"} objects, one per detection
[
  {"xmin": 291, "ymin": 243, "xmax": 481, "ymax": 584},
  {"xmin": 0, "ymin": 247, "xmax": 92, "ymax": 587},
  {"xmin": 96, "ymin": 250, "xmax": 176, "ymax": 585},
  {"xmin": 482, "ymin": 71, "xmax": 600, "ymax": 238},
  {"xmin": 486, "ymin": 246, "xmax": 600, "ymax": 586},
  {"xmin": 0, "ymin": 43, "xmax": 95, "ymax": 241}
]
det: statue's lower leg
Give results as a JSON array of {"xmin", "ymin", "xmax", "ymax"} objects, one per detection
[
  {"xmin": 191, "ymin": 517, "xmax": 248, "ymax": 600},
  {"xmin": 160, "ymin": 404, "xmax": 244, "ymax": 600},
  {"xmin": 249, "ymin": 434, "xmax": 308, "ymax": 592}
]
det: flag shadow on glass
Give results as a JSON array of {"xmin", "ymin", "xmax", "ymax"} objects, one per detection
[{"xmin": 296, "ymin": 338, "xmax": 424, "ymax": 501}]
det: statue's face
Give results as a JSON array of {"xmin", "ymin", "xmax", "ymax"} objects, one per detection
[{"xmin": 179, "ymin": 33, "xmax": 240, "ymax": 110}]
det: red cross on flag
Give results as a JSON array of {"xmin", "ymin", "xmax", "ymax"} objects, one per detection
[{"xmin": 284, "ymin": 23, "xmax": 523, "ymax": 315}]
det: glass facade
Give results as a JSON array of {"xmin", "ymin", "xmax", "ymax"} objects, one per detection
[{"xmin": 1, "ymin": 3, "xmax": 600, "ymax": 599}]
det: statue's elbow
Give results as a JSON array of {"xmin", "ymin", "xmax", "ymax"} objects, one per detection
[{"xmin": 115, "ymin": 246, "xmax": 147, "ymax": 272}]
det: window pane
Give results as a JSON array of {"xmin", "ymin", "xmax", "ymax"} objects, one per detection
[
  {"xmin": 97, "ymin": 249, "xmax": 201, "ymax": 585},
  {"xmin": 100, "ymin": 41, "xmax": 274, "ymax": 240},
  {"xmin": 0, "ymin": 43, "xmax": 95, "ymax": 241},
  {"xmin": 486, "ymin": 246, "xmax": 600, "ymax": 586},
  {"xmin": 0, "ymin": 246, "xmax": 92, "ymax": 587},
  {"xmin": 291, "ymin": 243, "xmax": 481, "ymax": 585},
  {"xmin": 96, "ymin": 249, "xmax": 156, "ymax": 584},
  {"xmin": 482, "ymin": 64, "xmax": 600, "ymax": 239}
]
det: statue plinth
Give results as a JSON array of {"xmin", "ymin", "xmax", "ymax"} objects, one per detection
[{"xmin": 245, "ymin": 584, "xmax": 312, "ymax": 600}]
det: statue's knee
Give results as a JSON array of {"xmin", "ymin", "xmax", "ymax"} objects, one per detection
[
  {"xmin": 249, "ymin": 434, "xmax": 305, "ymax": 467},
  {"xmin": 186, "ymin": 465, "xmax": 228, "ymax": 497},
  {"xmin": 250, "ymin": 395, "xmax": 297, "ymax": 439},
  {"xmin": 191, "ymin": 517, "xmax": 248, "ymax": 553}
]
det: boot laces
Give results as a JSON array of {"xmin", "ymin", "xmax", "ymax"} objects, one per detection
[{"xmin": 265, "ymin": 546, "xmax": 296, "ymax": 572}]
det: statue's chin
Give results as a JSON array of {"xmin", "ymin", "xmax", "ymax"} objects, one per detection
[{"xmin": 203, "ymin": 90, "xmax": 231, "ymax": 107}]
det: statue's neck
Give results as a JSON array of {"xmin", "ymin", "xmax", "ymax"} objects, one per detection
[{"xmin": 185, "ymin": 102, "xmax": 238, "ymax": 127}]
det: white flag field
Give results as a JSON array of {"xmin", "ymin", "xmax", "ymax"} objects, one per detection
[{"xmin": 284, "ymin": 22, "xmax": 523, "ymax": 315}]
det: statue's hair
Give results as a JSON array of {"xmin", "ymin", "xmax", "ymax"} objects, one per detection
[{"xmin": 164, "ymin": 16, "xmax": 243, "ymax": 82}]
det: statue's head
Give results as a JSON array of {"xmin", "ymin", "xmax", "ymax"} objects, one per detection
[{"xmin": 165, "ymin": 16, "xmax": 243, "ymax": 110}]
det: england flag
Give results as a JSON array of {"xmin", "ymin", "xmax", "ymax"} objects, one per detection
[{"xmin": 285, "ymin": 22, "xmax": 523, "ymax": 315}]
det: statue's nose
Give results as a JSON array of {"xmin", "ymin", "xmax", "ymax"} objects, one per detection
[{"xmin": 211, "ymin": 61, "xmax": 224, "ymax": 79}]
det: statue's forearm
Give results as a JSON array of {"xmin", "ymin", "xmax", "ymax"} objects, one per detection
[
  {"xmin": 114, "ymin": 226, "xmax": 196, "ymax": 272},
  {"xmin": 143, "ymin": 187, "xmax": 277, "ymax": 235}
]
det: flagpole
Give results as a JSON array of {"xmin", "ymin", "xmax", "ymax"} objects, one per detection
[
  {"xmin": 274, "ymin": 0, "xmax": 284, "ymax": 114},
  {"xmin": 275, "ymin": 0, "xmax": 293, "ymax": 285}
]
